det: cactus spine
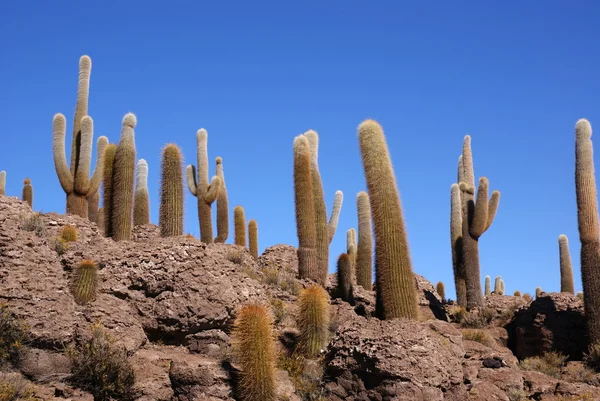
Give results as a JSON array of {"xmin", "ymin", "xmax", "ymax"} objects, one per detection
[
  {"xmin": 558, "ymin": 234, "xmax": 575, "ymax": 294},
  {"xmin": 102, "ymin": 144, "xmax": 117, "ymax": 238},
  {"xmin": 0, "ymin": 171, "xmax": 5, "ymax": 195},
  {"xmin": 214, "ymin": 157, "xmax": 229, "ymax": 243},
  {"xmin": 248, "ymin": 219, "xmax": 258, "ymax": 260},
  {"xmin": 337, "ymin": 253, "xmax": 353, "ymax": 302},
  {"xmin": 297, "ymin": 284, "xmax": 330, "ymax": 358},
  {"xmin": 22, "ymin": 178, "xmax": 33, "ymax": 208},
  {"xmin": 88, "ymin": 191, "xmax": 99, "ymax": 223},
  {"xmin": 436, "ymin": 281, "xmax": 446, "ymax": 301},
  {"xmin": 574, "ymin": 118, "xmax": 600, "ymax": 344},
  {"xmin": 70, "ymin": 260, "xmax": 98, "ymax": 305},
  {"xmin": 159, "ymin": 145, "xmax": 184, "ymax": 237},
  {"xmin": 186, "ymin": 129, "xmax": 221, "ymax": 244},
  {"xmin": 451, "ymin": 182, "xmax": 467, "ymax": 306},
  {"xmin": 358, "ymin": 119, "xmax": 418, "ymax": 320},
  {"xmin": 234, "ymin": 206, "xmax": 246, "ymax": 247},
  {"xmin": 134, "ymin": 159, "xmax": 150, "ymax": 226},
  {"xmin": 356, "ymin": 191, "xmax": 373, "ymax": 290},
  {"xmin": 111, "ymin": 113, "xmax": 137, "ymax": 241},
  {"xmin": 231, "ymin": 303, "xmax": 276, "ymax": 401},
  {"xmin": 484, "ymin": 275, "xmax": 491, "ymax": 296},
  {"xmin": 293, "ymin": 135, "xmax": 318, "ymax": 282},
  {"xmin": 457, "ymin": 135, "xmax": 500, "ymax": 309}
]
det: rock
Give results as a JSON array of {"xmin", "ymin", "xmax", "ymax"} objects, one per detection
[
  {"xmin": 17, "ymin": 348, "xmax": 71, "ymax": 383},
  {"xmin": 169, "ymin": 352, "xmax": 233, "ymax": 400},
  {"xmin": 131, "ymin": 347, "xmax": 175, "ymax": 401},
  {"xmin": 258, "ymin": 244, "xmax": 298, "ymax": 274},
  {"xmin": 185, "ymin": 329, "xmax": 230, "ymax": 358}
]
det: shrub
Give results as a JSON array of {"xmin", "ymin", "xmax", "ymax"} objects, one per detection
[
  {"xmin": 563, "ymin": 362, "xmax": 597, "ymax": 385},
  {"xmin": 60, "ymin": 225, "xmax": 78, "ymax": 242},
  {"xmin": 0, "ymin": 372, "xmax": 35, "ymax": 401},
  {"xmin": 53, "ymin": 237, "xmax": 69, "ymax": 255},
  {"xmin": 584, "ymin": 342, "xmax": 600, "ymax": 371},
  {"xmin": 277, "ymin": 352, "xmax": 326, "ymax": 401},
  {"xmin": 227, "ymin": 249, "xmax": 245, "ymax": 265},
  {"xmin": 447, "ymin": 305, "xmax": 467, "ymax": 323},
  {"xmin": 462, "ymin": 329, "xmax": 494, "ymax": 347},
  {"xmin": 520, "ymin": 351, "xmax": 568, "ymax": 378},
  {"xmin": 68, "ymin": 323, "xmax": 135, "ymax": 401},
  {"xmin": 460, "ymin": 307, "xmax": 496, "ymax": 328},
  {"xmin": 0, "ymin": 304, "xmax": 28, "ymax": 365},
  {"xmin": 18, "ymin": 213, "xmax": 45, "ymax": 237}
]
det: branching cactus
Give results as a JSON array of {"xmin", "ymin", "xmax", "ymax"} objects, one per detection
[
  {"xmin": 186, "ymin": 129, "xmax": 221, "ymax": 244},
  {"xmin": 356, "ymin": 191, "xmax": 373, "ymax": 290},
  {"xmin": 88, "ymin": 191, "xmax": 99, "ymax": 223},
  {"xmin": 484, "ymin": 275, "xmax": 491, "ymax": 296},
  {"xmin": 159, "ymin": 145, "xmax": 184, "ymax": 237},
  {"xmin": 111, "ymin": 113, "xmax": 137, "ymax": 241},
  {"xmin": 297, "ymin": 285, "xmax": 330, "ymax": 358},
  {"xmin": 134, "ymin": 159, "xmax": 150, "ymax": 226},
  {"xmin": 214, "ymin": 157, "xmax": 229, "ymax": 243},
  {"xmin": 248, "ymin": 219, "xmax": 258, "ymax": 260},
  {"xmin": 102, "ymin": 144, "xmax": 117, "ymax": 238},
  {"xmin": 574, "ymin": 118, "xmax": 600, "ymax": 344},
  {"xmin": 450, "ymin": 183, "xmax": 466, "ymax": 306},
  {"xmin": 337, "ymin": 253, "xmax": 353, "ymax": 302},
  {"xmin": 234, "ymin": 206, "xmax": 246, "ymax": 247},
  {"xmin": 293, "ymin": 135, "xmax": 318, "ymax": 282},
  {"xmin": 457, "ymin": 135, "xmax": 500, "ymax": 309},
  {"xmin": 53, "ymin": 113, "xmax": 108, "ymax": 218},
  {"xmin": 0, "ymin": 171, "xmax": 5, "ymax": 195},
  {"xmin": 22, "ymin": 178, "xmax": 33, "ymax": 208},
  {"xmin": 358, "ymin": 119, "xmax": 418, "ymax": 320},
  {"xmin": 558, "ymin": 234, "xmax": 575, "ymax": 294}
]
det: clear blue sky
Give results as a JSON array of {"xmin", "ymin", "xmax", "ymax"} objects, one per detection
[{"xmin": 1, "ymin": 1, "xmax": 599, "ymax": 299}]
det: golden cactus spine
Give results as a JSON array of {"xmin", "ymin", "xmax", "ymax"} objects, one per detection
[
  {"xmin": 356, "ymin": 191, "xmax": 373, "ymax": 290},
  {"xmin": 436, "ymin": 281, "xmax": 445, "ymax": 301},
  {"xmin": 102, "ymin": 144, "xmax": 117, "ymax": 238},
  {"xmin": 111, "ymin": 113, "xmax": 137, "ymax": 241},
  {"xmin": 134, "ymin": 159, "xmax": 150, "ymax": 226},
  {"xmin": 484, "ymin": 275, "xmax": 491, "ymax": 296},
  {"xmin": 450, "ymin": 183, "xmax": 467, "ymax": 306},
  {"xmin": 88, "ymin": 191, "xmax": 99, "ymax": 223},
  {"xmin": 214, "ymin": 156, "xmax": 229, "ymax": 243},
  {"xmin": 357, "ymin": 119, "xmax": 418, "ymax": 320},
  {"xmin": 234, "ymin": 206, "xmax": 246, "ymax": 247},
  {"xmin": 248, "ymin": 219, "xmax": 258, "ymax": 260},
  {"xmin": 22, "ymin": 178, "xmax": 33, "ymax": 208},
  {"xmin": 297, "ymin": 284, "xmax": 330, "ymax": 358},
  {"xmin": 293, "ymin": 135, "xmax": 318, "ymax": 282},
  {"xmin": 70, "ymin": 259, "xmax": 98, "ymax": 305},
  {"xmin": 0, "ymin": 171, "xmax": 5, "ymax": 195},
  {"xmin": 186, "ymin": 129, "xmax": 221, "ymax": 244},
  {"xmin": 159, "ymin": 145, "xmax": 184, "ymax": 237},
  {"xmin": 574, "ymin": 118, "xmax": 600, "ymax": 344},
  {"xmin": 337, "ymin": 253, "xmax": 353, "ymax": 302},
  {"xmin": 231, "ymin": 304, "xmax": 276, "ymax": 401},
  {"xmin": 558, "ymin": 234, "xmax": 575, "ymax": 294}
]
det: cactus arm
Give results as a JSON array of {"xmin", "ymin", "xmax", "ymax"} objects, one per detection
[
  {"xmin": 470, "ymin": 177, "xmax": 489, "ymax": 239},
  {"xmin": 457, "ymin": 155, "xmax": 464, "ymax": 184},
  {"xmin": 74, "ymin": 116, "xmax": 94, "ymax": 194},
  {"xmin": 196, "ymin": 129, "xmax": 209, "ymax": 191},
  {"xmin": 327, "ymin": 190, "xmax": 343, "ymax": 243},
  {"xmin": 70, "ymin": 55, "xmax": 91, "ymax": 175},
  {"xmin": 86, "ymin": 135, "xmax": 108, "ymax": 198},
  {"xmin": 204, "ymin": 176, "xmax": 221, "ymax": 204},
  {"xmin": 53, "ymin": 113, "xmax": 74, "ymax": 193},
  {"xmin": 186, "ymin": 165, "xmax": 198, "ymax": 196},
  {"xmin": 485, "ymin": 190, "xmax": 500, "ymax": 231},
  {"xmin": 461, "ymin": 135, "xmax": 475, "ymax": 188}
]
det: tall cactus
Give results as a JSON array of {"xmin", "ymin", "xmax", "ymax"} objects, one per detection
[
  {"xmin": 134, "ymin": 159, "xmax": 150, "ymax": 226},
  {"xmin": 97, "ymin": 207, "xmax": 105, "ymax": 233},
  {"xmin": 248, "ymin": 219, "xmax": 258, "ymax": 260},
  {"xmin": 574, "ymin": 118, "xmax": 600, "ymax": 344},
  {"xmin": 558, "ymin": 234, "xmax": 575, "ymax": 294},
  {"xmin": 484, "ymin": 275, "xmax": 491, "ymax": 296},
  {"xmin": 102, "ymin": 144, "xmax": 117, "ymax": 238},
  {"xmin": 234, "ymin": 206, "xmax": 246, "ymax": 247},
  {"xmin": 346, "ymin": 228, "xmax": 357, "ymax": 284},
  {"xmin": 337, "ymin": 253, "xmax": 353, "ymax": 302},
  {"xmin": 53, "ymin": 113, "xmax": 107, "ymax": 218},
  {"xmin": 88, "ymin": 191, "xmax": 99, "ymax": 223},
  {"xmin": 186, "ymin": 129, "xmax": 221, "ymax": 244},
  {"xmin": 159, "ymin": 145, "xmax": 184, "ymax": 237},
  {"xmin": 214, "ymin": 156, "xmax": 229, "ymax": 243},
  {"xmin": 111, "ymin": 113, "xmax": 137, "ymax": 241},
  {"xmin": 494, "ymin": 276, "xmax": 502, "ymax": 294},
  {"xmin": 357, "ymin": 119, "xmax": 418, "ymax": 320},
  {"xmin": 293, "ymin": 135, "xmax": 318, "ymax": 282},
  {"xmin": 22, "ymin": 178, "xmax": 33, "ymax": 208},
  {"xmin": 356, "ymin": 191, "xmax": 373, "ymax": 290},
  {"xmin": 328, "ymin": 190, "xmax": 343, "ymax": 243},
  {"xmin": 450, "ymin": 183, "xmax": 467, "ymax": 306},
  {"xmin": 0, "ymin": 171, "xmax": 5, "ymax": 195},
  {"xmin": 458, "ymin": 135, "xmax": 500, "ymax": 309}
]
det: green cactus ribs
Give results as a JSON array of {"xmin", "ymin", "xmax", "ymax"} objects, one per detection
[{"xmin": 159, "ymin": 145, "xmax": 184, "ymax": 237}]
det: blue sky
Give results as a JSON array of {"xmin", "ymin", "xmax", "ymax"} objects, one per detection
[{"xmin": 1, "ymin": 1, "xmax": 599, "ymax": 299}]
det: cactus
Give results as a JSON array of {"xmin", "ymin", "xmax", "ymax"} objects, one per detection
[
  {"xmin": 451, "ymin": 183, "xmax": 467, "ymax": 306},
  {"xmin": 337, "ymin": 253, "xmax": 353, "ymax": 302},
  {"xmin": 494, "ymin": 276, "xmax": 502, "ymax": 294},
  {"xmin": 356, "ymin": 191, "xmax": 373, "ymax": 290},
  {"xmin": 436, "ymin": 281, "xmax": 446, "ymax": 301},
  {"xmin": 574, "ymin": 118, "xmax": 600, "ymax": 344},
  {"xmin": 186, "ymin": 129, "xmax": 221, "ymax": 244},
  {"xmin": 523, "ymin": 293, "xmax": 532, "ymax": 302},
  {"xmin": 134, "ymin": 159, "xmax": 150, "ymax": 226},
  {"xmin": 61, "ymin": 225, "xmax": 78, "ymax": 242},
  {"xmin": 346, "ymin": 228, "xmax": 357, "ymax": 283},
  {"xmin": 0, "ymin": 170, "xmax": 5, "ymax": 195},
  {"xmin": 102, "ymin": 144, "xmax": 117, "ymax": 238},
  {"xmin": 159, "ymin": 145, "xmax": 184, "ymax": 237},
  {"xmin": 558, "ymin": 234, "xmax": 575, "ymax": 294},
  {"xmin": 53, "ymin": 112, "xmax": 108, "ymax": 218},
  {"xmin": 231, "ymin": 303, "xmax": 276, "ymax": 401},
  {"xmin": 328, "ymin": 190, "xmax": 344, "ymax": 243},
  {"xmin": 514, "ymin": 290, "xmax": 521, "ymax": 297},
  {"xmin": 22, "ymin": 178, "xmax": 33, "ymax": 208},
  {"xmin": 357, "ymin": 119, "xmax": 419, "ymax": 320},
  {"xmin": 234, "ymin": 206, "xmax": 246, "ymax": 247},
  {"xmin": 70, "ymin": 259, "xmax": 98, "ymax": 305},
  {"xmin": 457, "ymin": 135, "xmax": 500, "ymax": 309},
  {"xmin": 577, "ymin": 292, "xmax": 584, "ymax": 301},
  {"xmin": 536, "ymin": 287, "xmax": 543, "ymax": 298},
  {"xmin": 484, "ymin": 275, "xmax": 491, "ymax": 296},
  {"xmin": 297, "ymin": 284, "xmax": 330, "ymax": 358},
  {"xmin": 97, "ymin": 207, "xmax": 104, "ymax": 233},
  {"xmin": 88, "ymin": 191, "xmax": 99, "ymax": 223},
  {"xmin": 248, "ymin": 219, "xmax": 258, "ymax": 260},
  {"xmin": 111, "ymin": 113, "xmax": 137, "ymax": 241},
  {"xmin": 293, "ymin": 135, "xmax": 318, "ymax": 282},
  {"xmin": 499, "ymin": 279, "xmax": 505, "ymax": 295},
  {"xmin": 214, "ymin": 157, "xmax": 229, "ymax": 243}
]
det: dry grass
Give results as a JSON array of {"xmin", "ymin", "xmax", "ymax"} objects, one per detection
[
  {"xmin": 277, "ymin": 352, "xmax": 326, "ymax": 401},
  {"xmin": 0, "ymin": 373, "xmax": 35, "ymax": 401},
  {"xmin": 0, "ymin": 304, "xmax": 28, "ymax": 365},
  {"xmin": 462, "ymin": 329, "xmax": 494, "ymax": 347},
  {"xmin": 520, "ymin": 351, "xmax": 568, "ymax": 378},
  {"xmin": 18, "ymin": 212, "xmax": 45, "ymax": 237}
]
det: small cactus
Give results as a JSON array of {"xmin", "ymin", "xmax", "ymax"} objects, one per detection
[
  {"xmin": 22, "ymin": 178, "xmax": 33, "ymax": 208},
  {"xmin": 328, "ymin": 190, "xmax": 344, "ymax": 243},
  {"xmin": 337, "ymin": 253, "xmax": 353, "ymax": 302},
  {"xmin": 436, "ymin": 281, "xmax": 446, "ymax": 301},
  {"xmin": 346, "ymin": 228, "xmax": 357, "ymax": 283},
  {"xmin": 536, "ymin": 287, "xmax": 543, "ymax": 298},
  {"xmin": 558, "ymin": 234, "xmax": 575, "ymax": 294},
  {"xmin": 234, "ymin": 206, "xmax": 246, "ymax": 247},
  {"xmin": 231, "ymin": 303, "xmax": 276, "ymax": 401},
  {"xmin": 102, "ymin": 144, "xmax": 117, "ymax": 238},
  {"xmin": 494, "ymin": 276, "xmax": 502, "ymax": 294},
  {"xmin": 159, "ymin": 145, "xmax": 184, "ymax": 237},
  {"xmin": 499, "ymin": 279, "xmax": 505, "ymax": 296},
  {"xmin": 0, "ymin": 170, "xmax": 5, "ymax": 195},
  {"xmin": 134, "ymin": 159, "xmax": 150, "ymax": 226},
  {"xmin": 61, "ymin": 225, "xmax": 78, "ymax": 242},
  {"xmin": 523, "ymin": 293, "xmax": 532, "ymax": 302},
  {"xmin": 514, "ymin": 290, "xmax": 521, "ymax": 297},
  {"xmin": 70, "ymin": 259, "xmax": 99, "ymax": 305},
  {"xmin": 88, "ymin": 191, "xmax": 99, "ymax": 223},
  {"xmin": 248, "ymin": 219, "xmax": 258, "ymax": 260},
  {"xmin": 214, "ymin": 157, "xmax": 229, "ymax": 243},
  {"xmin": 296, "ymin": 284, "xmax": 330, "ymax": 358},
  {"xmin": 356, "ymin": 191, "xmax": 373, "ymax": 290},
  {"xmin": 484, "ymin": 275, "xmax": 491, "ymax": 296}
]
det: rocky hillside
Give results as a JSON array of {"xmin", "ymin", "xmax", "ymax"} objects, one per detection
[{"xmin": 1, "ymin": 195, "xmax": 599, "ymax": 401}]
